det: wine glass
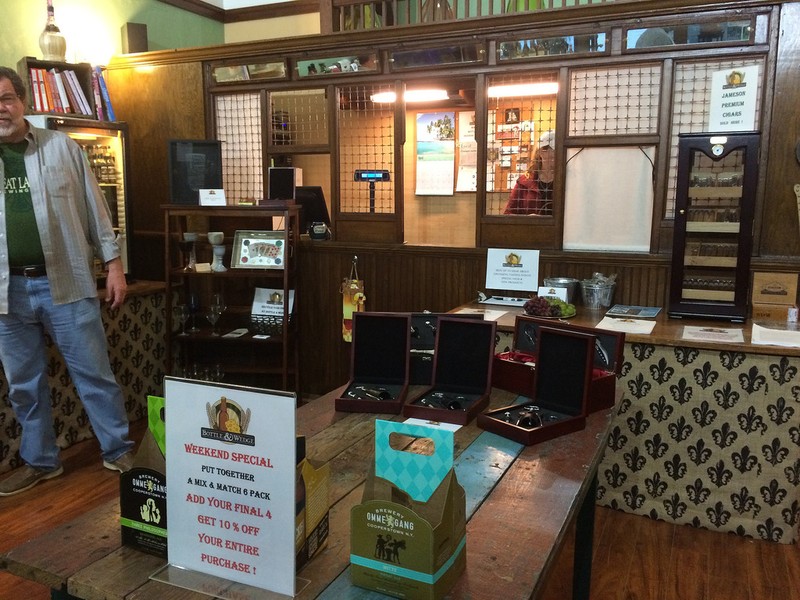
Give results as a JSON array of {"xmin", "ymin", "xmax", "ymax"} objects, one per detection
[
  {"xmin": 206, "ymin": 305, "xmax": 222, "ymax": 336},
  {"xmin": 187, "ymin": 292, "xmax": 201, "ymax": 332},
  {"xmin": 207, "ymin": 293, "xmax": 226, "ymax": 336},
  {"xmin": 173, "ymin": 303, "xmax": 190, "ymax": 336}
]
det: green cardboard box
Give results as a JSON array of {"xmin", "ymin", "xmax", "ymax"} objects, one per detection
[{"xmin": 350, "ymin": 420, "xmax": 466, "ymax": 600}]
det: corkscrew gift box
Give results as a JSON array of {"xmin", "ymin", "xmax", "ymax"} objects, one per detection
[
  {"xmin": 491, "ymin": 314, "xmax": 539, "ymax": 396},
  {"xmin": 496, "ymin": 315, "xmax": 625, "ymax": 412},
  {"xmin": 404, "ymin": 317, "xmax": 497, "ymax": 426},
  {"xmin": 409, "ymin": 312, "xmax": 483, "ymax": 385},
  {"xmin": 351, "ymin": 420, "xmax": 466, "ymax": 600},
  {"xmin": 336, "ymin": 312, "xmax": 411, "ymax": 414},
  {"xmin": 478, "ymin": 326, "xmax": 594, "ymax": 446}
]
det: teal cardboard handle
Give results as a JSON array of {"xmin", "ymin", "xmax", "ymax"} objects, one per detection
[{"xmin": 374, "ymin": 419, "xmax": 454, "ymax": 502}]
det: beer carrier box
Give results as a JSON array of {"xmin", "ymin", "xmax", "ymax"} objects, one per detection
[
  {"xmin": 351, "ymin": 420, "xmax": 466, "ymax": 600},
  {"xmin": 120, "ymin": 395, "xmax": 168, "ymax": 557},
  {"xmin": 295, "ymin": 436, "xmax": 332, "ymax": 570}
]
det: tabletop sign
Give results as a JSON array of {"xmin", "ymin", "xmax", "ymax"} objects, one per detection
[
  {"xmin": 484, "ymin": 248, "xmax": 539, "ymax": 293},
  {"xmin": 160, "ymin": 378, "xmax": 297, "ymax": 597},
  {"xmin": 199, "ymin": 188, "xmax": 227, "ymax": 206}
]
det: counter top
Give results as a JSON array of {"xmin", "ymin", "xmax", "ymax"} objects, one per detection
[{"xmin": 453, "ymin": 301, "xmax": 800, "ymax": 357}]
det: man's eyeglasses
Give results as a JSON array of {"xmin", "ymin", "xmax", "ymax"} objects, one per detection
[{"xmin": 0, "ymin": 94, "xmax": 21, "ymax": 106}]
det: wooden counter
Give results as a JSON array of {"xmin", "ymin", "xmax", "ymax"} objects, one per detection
[
  {"xmin": 467, "ymin": 301, "xmax": 800, "ymax": 545},
  {"xmin": 2, "ymin": 385, "xmax": 614, "ymax": 600}
]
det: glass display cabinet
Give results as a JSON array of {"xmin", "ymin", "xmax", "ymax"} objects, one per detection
[{"xmin": 668, "ymin": 132, "xmax": 760, "ymax": 322}]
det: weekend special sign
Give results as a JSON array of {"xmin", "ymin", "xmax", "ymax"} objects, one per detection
[{"xmin": 163, "ymin": 377, "xmax": 297, "ymax": 596}]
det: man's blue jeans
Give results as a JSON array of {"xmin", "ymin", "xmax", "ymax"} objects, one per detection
[{"xmin": 0, "ymin": 275, "xmax": 133, "ymax": 470}]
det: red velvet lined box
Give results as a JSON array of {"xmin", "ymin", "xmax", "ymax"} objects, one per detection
[
  {"xmin": 478, "ymin": 326, "xmax": 594, "ymax": 445},
  {"xmin": 508, "ymin": 315, "xmax": 625, "ymax": 413},
  {"xmin": 404, "ymin": 317, "xmax": 497, "ymax": 426},
  {"xmin": 492, "ymin": 314, "xmax": 539, "ymax": 396},
  {"xmin": 336, "ymin": 312, "xmax": 411, "ymax": 414}
]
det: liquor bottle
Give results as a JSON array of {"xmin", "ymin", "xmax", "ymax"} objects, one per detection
[{"xmin": 39, "ymin": 0, "xmax": 67, "ymax": 62}]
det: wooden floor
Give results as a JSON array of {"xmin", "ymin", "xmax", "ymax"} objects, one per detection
[{"xmin": 0, "ymin": 420, "xmax": 798, "ymax": 600}]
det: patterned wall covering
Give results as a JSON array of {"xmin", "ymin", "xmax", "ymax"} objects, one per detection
[
  {"xmin": 600, "ymin": 343, "xmax": 800, "ymax": 544},
  {"xmin": 495, "ymin": 331, "xmax": 800, "ymax": 544},
  {"xmin": 0, "ymin": 289, "xmax": 167, "ymax": 476}
]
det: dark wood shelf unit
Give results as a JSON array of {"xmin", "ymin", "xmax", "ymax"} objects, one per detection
[{"xmin": 164, "ymin": 204, "xmax": 300, "ymax": 392}]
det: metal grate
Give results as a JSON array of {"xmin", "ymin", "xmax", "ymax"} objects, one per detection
[
  {"xmin": 214, "ymin": 92, "xmax": 263, "ymax": 203},
  {"xmin": 270, "ymin": 89, "xmax": 328, "ymax": 147},
  {"xmin": 666, "ymin": 57, "xmax": 764, "ymax": 218},
  {"xmin": 485, "ymin": 72, "xmax": 558, "ymax": 216},
  {"xmin": 569, "ymin": 63, "xmax": 661, "ymax": 136},
  {"xmin": 337, "ymin": 84, "xmax": 395, "ymax": 213}
]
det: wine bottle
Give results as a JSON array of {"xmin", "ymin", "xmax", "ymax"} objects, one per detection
[
  {"xmin": 39, "ymin": 0, "xmax": 67, "ymax": 62},
  {"xmin": 217, "ymin": 397, "xmax": 229, "ymax": 431}
]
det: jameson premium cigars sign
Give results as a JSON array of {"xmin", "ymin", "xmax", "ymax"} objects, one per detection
[
  {"xmin": 707, "ymin": 65, "xmax": 759, "ymax": 132},
  {"xmin": 160, "ymin": 378, "xmax": 297, "ymax": 596}
]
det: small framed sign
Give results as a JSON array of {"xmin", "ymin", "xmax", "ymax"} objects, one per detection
[{"xmin": 231, "ymin": 230, "xmax": 286, "ymax": 269}]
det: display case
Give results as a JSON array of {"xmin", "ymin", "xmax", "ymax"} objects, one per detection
[
  {"xmin": 668, "ymin": 132, "xmax": 760, "ymax": 322},
  {"xmin": 164, "ymin": 205, "xmax": 300, "ymax": 392}
]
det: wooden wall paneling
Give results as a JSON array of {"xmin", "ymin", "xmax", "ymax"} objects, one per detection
[
  {"xmin": 760, "ymin": 3, "xmax": 800, "ymax": 258},
  {"xmin": 296, "ymin": 242, "xmax": 672, "ymax": 393},
  {"xmin": 105, "ymin": 62, "xmax": 207, "ymax": 281}
]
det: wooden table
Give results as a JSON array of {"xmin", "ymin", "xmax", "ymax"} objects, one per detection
[{"xmin": 2, "ymin": 386, "xmax": 614, "ymax": 600}]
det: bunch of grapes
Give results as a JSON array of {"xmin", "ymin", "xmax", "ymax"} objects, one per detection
[{"xmin": 523, "ymin": 296, "xmax": 574, "ymax": 317}]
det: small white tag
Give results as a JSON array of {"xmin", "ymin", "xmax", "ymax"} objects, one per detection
[
  {"xmin": 199, "ymin": 188, "xmax": 226, "ymax": 206},
  {"xmin": 538, "ymin": 285, "xmax": 568, "ymax": 301}
]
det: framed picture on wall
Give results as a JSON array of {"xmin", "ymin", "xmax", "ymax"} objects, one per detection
[{"xmin": 505, "ymin": 108, "xmax": 520, "ymax": 124}]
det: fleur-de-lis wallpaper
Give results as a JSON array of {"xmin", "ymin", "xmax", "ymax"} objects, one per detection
[
  {"xmin": 0, "ymin": 290, "xmax": 166, "ymax": 476},
  {"xmin": 597, "ymin": 343, "xmax": 800, "ymax": 544}
]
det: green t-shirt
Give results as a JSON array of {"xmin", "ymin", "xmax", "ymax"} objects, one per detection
[{"xmin": 1, "ymin": 141, "xmax": 45, "ymax": 267}]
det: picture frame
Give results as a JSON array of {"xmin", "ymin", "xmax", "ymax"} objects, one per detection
[
  {"xmin": 505, "ymin": 108, "xmax": 521, "ymax": 124},
  {"xmin": 231, "ymin": 230, "xmax": 286, "ymax": 269}
]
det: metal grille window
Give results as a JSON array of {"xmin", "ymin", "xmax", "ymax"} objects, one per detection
[
  {"xmin": 569, "ymin": 64, "xmax": 661, "ymax": 136},
  {"xmin": 214, "ymin": 92, "xmax": 263, "ymax": 203},
  {"xmin": 485, "ymin": 72, "xmax": 558, "ymax": 216},
  {"xmin": 666, "ymin": 58, "xmax": 764, "ymax": 218},
  {"xmin": 338, "ymin": 84, "xmax": 395, "ymax": 213},
  {"xmin": 270, "ymin": 89, "xmax": 328, "ymax": 147}
]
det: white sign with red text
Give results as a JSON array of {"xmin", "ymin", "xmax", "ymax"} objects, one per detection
[{"xmin": 163, "ymin": 377, "xmax": 297, "ymax": 596}]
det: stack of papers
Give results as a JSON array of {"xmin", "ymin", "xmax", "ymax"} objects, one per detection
[
  {"xmin": 596, "ymin": 316, "xmax": 657, "ymax": 334},
  {"xmin": 751, "ymin": 321, "xmax": 800, "ymax": 347},
  {"xmin": 605, "ymin": 305, "xmax": 662, "ymax": 318}
]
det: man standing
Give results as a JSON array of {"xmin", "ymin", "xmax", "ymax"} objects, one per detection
[{"xmin": 0, "ymin": 66, "xmax": 133, "ymax": 496}]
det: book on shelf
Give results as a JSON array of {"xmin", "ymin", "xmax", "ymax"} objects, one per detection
[
  {"xmin": 43, "ymin": 69, "xmax": 60, "ymax": 112},
  {"xmin": 90, "ymin": 69, "xmax": 105, "ymax": 120},
  {"xmin": 49, "ymin": 69, "xmax": 72, "ymax": 113},
  {"xmin": 94, "ymin": 66, "xmax": 116, "ymax": 121},
  {"xmin": 66, "ymin": 69, "xmax": 92, "ymax": 115},
  {"xmin": 29, "ymin": 68, "xmax": 44, "ymax": 112},
  {"xmin": 605, "ymin": 304, "xmax": 662, "ymax": 318}
]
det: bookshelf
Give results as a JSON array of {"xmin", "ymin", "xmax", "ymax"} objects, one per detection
[{"xmin": 16, "ymin": 57, "xmax": 97, "ymax": 119}]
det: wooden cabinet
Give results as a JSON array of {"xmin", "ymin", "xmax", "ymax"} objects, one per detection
[
  {"xmin": 164, "ymin": 205, "xmax": 300, "ymax": 392},
  {"xmin": 668, "ymin": 132, "xmax": 760, "ymax": 322}
]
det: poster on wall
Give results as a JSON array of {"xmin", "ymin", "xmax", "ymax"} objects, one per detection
[
  {"xmin": 707, "ymin": 65, "xmax": 759, "ymax": 132},
  {"xmin": 153, "ymin": 378, "xmax": 298, "ymax": 597},
  {"xmin": 415, "ymin": 112, "xmax": 456, "ymax": 195},
  {"xmin": 456, "ymin": 111, "xmax": 477, "ymax": 192}
]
